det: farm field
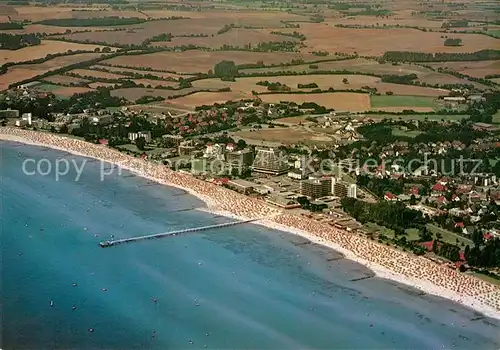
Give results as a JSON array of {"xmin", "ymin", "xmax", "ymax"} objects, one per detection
[
  {"xmin": 68, "ymin": 69, "xmax": 128, "ymax": 80},
  {"xmin": 283, "ymin": 24, "xmax": 500, "ymax": 56},
  {"xmin": 0, "ymin": 40, "xmax": 114, "ymax": 65},
  {"xmin": 370, "ymin": 95, "xmax": 438, "ymax": 109},
  {"xmin": 233, "ymin": 127, "xmax": 335, "ymax": 146},
  {"xmin": 141, "ymin": 9, "xmax": 306, "ymax": 26},
  {"xmin": 0, "ymin": 52, "xmax": 106, "ymax": 91},
  {"xmin": 48, "ymin": 9, "xmax": 306, "ymax": 46},
  {"xmin": 109, "ymin": 87, "xmax": 218, "ymax": 102},
  {"xmin": 276, "ymin": 116, "xmax": 313, "ymax": 125},
  {"xmin": 152, "ymin": 29, "xmax": 298, "ymax": 49},
  {"xmin": 259, "ymin": 92, "xmax": 371, "ymax": 111},
  {"xmin": 92, "ymin": 65, "xmax": 188, "ymax": 80},
  {"xmin": 88, "ymin": 82, "xmax": 118, "ymax": 89},
  {"xmin": 427, "ymin": 60, "xmax": 500, "ymax": 78},
  {"xmin": 0, "ymin": 24, "xmax": 117, "ymax": 35},
  {"xmin": 325, "ymin": 15, "xmax": 447, "ymax": 29},
  {"xmin": 42, "ymin": 75, "xmax": 90, "ymax": 85},
  {"xmin": 163, "ymin": 91, "xmax": 252, "ymax": 109},
  {"xmin": 493, "ymin": 110, "xmax": 500, "ymax": 124},
  {"xmin": 239, "ymin": 58, "xmax": 430, "ymax": 76},
  {"xmin": 102, "ymin": 50, "xmax": 319, "ymax": 74},
  {"xmin": 239, "ymin": 58, "xmax": 483, "ymax": 89},
  {"xmin": 49, "ymin": 18, "xmax": 224, "ymax": 46},
  {"xmin": 192, "ymin": 75, "xmax": 449, "ymax": 96},
  {"xmin": 36, "ymin": 83, "xmax": 94, "ymax": 97},
  {"xmin": 365, "ymin": 113, "xmax": 469, "ymax": 122}
]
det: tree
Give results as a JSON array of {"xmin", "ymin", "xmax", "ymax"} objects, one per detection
[
  {"xmin": 214, "ymin": 60, "xmax": 238, "ymax": 78},
  {"xmin": 59, "ymin": 124, "xmax": 68, "ymax": 134},
  {"xmin": 136, "ymin": 136, "xmax": 146, "ymax": 151},
  {"xmin": 409, "ymin": 194, "xmax": 417, "ymax": 205},
  {"xmin": 432, "ymin": 239, "xmax": 438, "ymax": 253},
  {"xmin": 236, "ymin": 139, "xmax": 247, "ymax": 150},
  {"xmin": 342, "ymin": 78, "xmax": 349, "ymax": 84}
]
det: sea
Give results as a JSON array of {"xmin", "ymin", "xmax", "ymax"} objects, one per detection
[{"xmin": 1, "ymin": 141, "xmax": 500, "ymax": 349}]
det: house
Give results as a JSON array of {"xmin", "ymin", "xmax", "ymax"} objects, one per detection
[
  {"xmin": 436, "ymin": 196, "xmax": 448, "ymax": 206},
  {"xmin": 128, "ymin": 131, "xmax": 152, "ymax": 143},
  {"xmin": 212, "ymin": 177, "xmax": 229, "ymax": 186},
  {"xmin": 98, "ymin": 138, "xmax": 109, "ymax": 146},
  {"xmin": 409, "ymin": 186, "xmax": 421, "ymax": 196},
  {"xmin": 432, "ymin": 183, "xmax": 447, "ymax": 193},
  {"xmin": 454, "ymin": 222, "xmax": 464, "ymax": 229},
  {"xmin": 91, "ymin": 114, "xmax": 113, "ymax": 125},
  {"xmin": 483, "ymin": 233, "xmax": 493, "ymax": 241},
  {"xmin": 384, "ymin": 192, "xmax": 397, "ymax": 201}
]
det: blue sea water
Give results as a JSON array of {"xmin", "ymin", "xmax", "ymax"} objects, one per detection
[{"xmin": 1, "ymin": 141, "xmax": 500, "ymax": 349}]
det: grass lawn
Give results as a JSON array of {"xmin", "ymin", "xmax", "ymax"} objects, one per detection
[
  {"xmin": 485, "ymin": 30, "xmax": 500, "ymax": 38},
  {"xmin": 391, "ymin": 127, "xmax": 422, "ymax": 138},
  {"xmin": 426, "ymin": 224, "xmax": 473, "ymax": 247},
  {"xmin": 492, "ymin": 109, "xmax": 500, "ymax": 124},
  {"xmin": 470, "ymin": 272, "xmax": 500, "ymax": 286},
  {"xmin": 365, "ymin": 113, "xmax": 469, "ymax": 122},
  {"xmin": 36, "ymin": 83, "xmax": 63, "ymax": 92},
  {"xmin": 370, "ymin": 95, "xmax": 437, "ymax": 108},
  {"xmin": 364, "ymin": 223, "xmax": 419, "ymax": 240},
  {"xmin": 363, "ymin": 222, "xmax": 472, "ymax": 247}
]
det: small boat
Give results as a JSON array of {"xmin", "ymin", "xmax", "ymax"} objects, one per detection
[{"xmin": 50, "ymin": 300, "xmax": 54, "ymax": 307}]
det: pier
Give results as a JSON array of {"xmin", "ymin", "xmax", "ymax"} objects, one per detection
[{"xmin": 100, "ymin": 218, "xmax": 261, "ymax": 248}]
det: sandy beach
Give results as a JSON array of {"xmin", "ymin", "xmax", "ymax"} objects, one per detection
[{"xmin": 2, "ymin": 127, "xmax": 500, "ymax": 320}]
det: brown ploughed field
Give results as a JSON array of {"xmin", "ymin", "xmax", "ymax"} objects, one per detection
[{"xmin": 103, "ymin": 50, "xmax": 318, "ymax": 74}]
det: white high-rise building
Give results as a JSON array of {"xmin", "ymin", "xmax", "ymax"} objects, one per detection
[{"xmin": 347, "ymin": 184, "xmax": 357, "ymax": 198}]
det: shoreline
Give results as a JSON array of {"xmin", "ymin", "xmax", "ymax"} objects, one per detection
[{"xmin": 1, "ymin": 128, "xmax": 500, "ymax": 320}]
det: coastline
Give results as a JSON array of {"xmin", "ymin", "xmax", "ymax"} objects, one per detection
[{"xmin": 1, "ymin": 128, "xmax": 500, "ymax": 320}]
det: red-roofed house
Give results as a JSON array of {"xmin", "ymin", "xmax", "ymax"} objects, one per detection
[
  {"xmin": 140, "ymin": 153, "xmax": 148, "ymax": 160},
  {"xmin": 409, "ymin": 186, "xmax": 420, "ymax": 196},
  {"xmin": 419, "ymin": 240, "xmax": 440, "ymax": 252},
  {"xmin": 384, "ymin": 192, "xmax": 397, "ymax": 201},
  {"xmin": 226, "ymin": 143, "xmax": 236, "ymax": 152},
  {"xmin": 436, "ymin": 196, "xmax": 448, "ymax": 205},
  {"xmin": 432, "ymin": 183, "xmax": 447, "ymax": 193},
  {"xmin": 213, "ymin": 178, "xmax": 229, "ymax": 186},
  {"xmin": 455, "ymin": 222, "xmax": 465, "ymax": 228},
  {"xmin": 483, "ymin": 233, "xmax": 493, "ymax": 241},
  {"xmin": 98, "ymin": 138, "xmax": 109, "ymax": 146}
]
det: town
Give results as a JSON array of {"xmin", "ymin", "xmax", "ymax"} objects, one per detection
[{"xmin": 2, "ymin": 84, "xmax": 500, "ymax": 284}]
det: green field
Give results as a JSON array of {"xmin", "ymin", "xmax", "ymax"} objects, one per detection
[
  {"xmin": 36, "ymin": 83, "xmax": 63, "ymax": 92},
  {"xmin": 391, "ymin": 127, "xmax": 422, "ymax": 138},
  {"xmin": 426, "ymin": 224, "xmax": 473, "ymax": 247},
  {"xmin": 485, "ymin": 30, "xmax": 500, "ymax": 38},
  {"xmin": 363, "ymin": 222, "xmax": 473, "ymax": 247},
  {"xmin": 370, "ymin": 95, "xmax": 437, "ymax": 108},
  {"xmin": 366, "ymin": 113, "xmax": 469, "ymax": 122},
  {"xmin": 492, "ymin": 110, "xmax": 500, "ymax": 124}
]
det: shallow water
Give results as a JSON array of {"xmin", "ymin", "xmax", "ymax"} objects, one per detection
[{"xmin": 1, "ymin": 141, "xmax": 499, "ymax": 349}]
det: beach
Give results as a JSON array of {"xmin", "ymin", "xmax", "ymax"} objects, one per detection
[{"xmin": 1, "ymin": 127, "xmax": 500, "ymax": 320}]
